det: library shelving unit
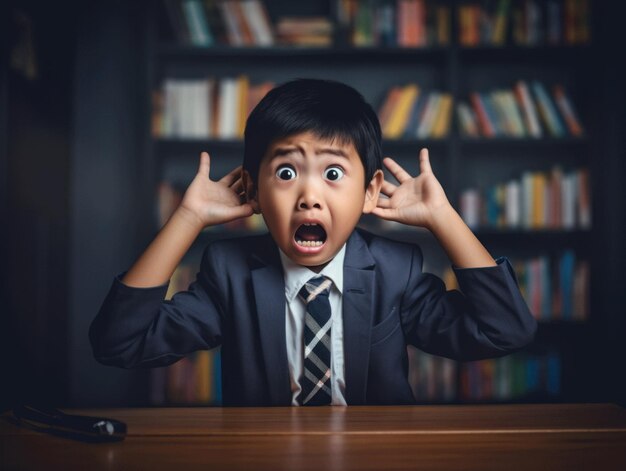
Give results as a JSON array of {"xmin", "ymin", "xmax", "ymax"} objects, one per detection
[{"xmin": 139, "ymin": 0, "xmax": 598, "ymax": 406}]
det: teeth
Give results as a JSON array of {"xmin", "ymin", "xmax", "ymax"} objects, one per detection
[
  {"xmin": 303, "ymin": 223, "xmax": 318, "ymax": 226},
  {"xmin": 296, "ymin": 240, "xmax": 324, "ymax": 247}
]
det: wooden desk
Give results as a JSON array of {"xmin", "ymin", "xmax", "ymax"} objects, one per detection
[{"xmin": 2, "ymin": 403, "xmax": 626, "ymax": 470}]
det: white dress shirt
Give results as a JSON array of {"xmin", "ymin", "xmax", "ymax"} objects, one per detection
[{"xmin": 279, "ymin": 245, "xmax": 347, "ymax": 406}]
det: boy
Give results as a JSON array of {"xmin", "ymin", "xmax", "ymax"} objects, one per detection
[{"xmin": 90, "ymin": 79, "xmax": 537, "ymax": 406}]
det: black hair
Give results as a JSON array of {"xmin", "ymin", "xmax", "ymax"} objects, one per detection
[{"xmin": 243, "ymin": 78, "xmax": 382, "ymax": 189}]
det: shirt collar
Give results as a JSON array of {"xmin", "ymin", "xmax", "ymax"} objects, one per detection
[{"xmin": 279, "ymin": 244, "xmax": 346, "ymax": 302}]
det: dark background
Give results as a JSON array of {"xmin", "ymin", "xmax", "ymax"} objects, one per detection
[{"xmin": 1, "ymin": 0, "xmax": 624, "ymax": 410}]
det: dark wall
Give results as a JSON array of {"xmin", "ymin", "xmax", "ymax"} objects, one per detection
[
  {"xmin": 68, "ymin": 0, "xmax": 151, "ymax": 406},
  {"xmin": 594, "ymin": 3, "xmax": 626, "ymax": 407},
  {"xmin": 1, "ymin": 1, "xmax": 75, "ymax": 410}
]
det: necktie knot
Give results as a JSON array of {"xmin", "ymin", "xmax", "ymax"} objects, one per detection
[{"xmin": 298, "ymin": 276, "xmax": 332, "ymax": 304}]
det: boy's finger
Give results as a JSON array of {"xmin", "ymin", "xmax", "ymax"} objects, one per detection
[
  {"xmin": 383, "ymin": 157, "xmax": 412, "ymax": 183},
  {"xmin": 220, "ymin": 166, "xmax": 244, "ymax": 186},
  {"xmin": 419, "ymin": 148, "xmax": 433, "ymax": 174},
  {"xmin": 370, "ymin": 207, "xmax": 393, "ymax": 220},
  {"xmin": 230, "ymin": 178, "xmax": 244, "ymax": 192},
  {"xmin": 199, "ymin": 152, "xmax": 211, "ymax": 177},
  {"xmin": 380, "ymin": 180, "xmax": 397, "ymax": 197},
  {"xmin": 376, "ymin": 197, "xmax": 392, "ymax": 209}
]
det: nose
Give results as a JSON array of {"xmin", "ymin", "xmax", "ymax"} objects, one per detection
[{"xmin": 297, "ymin": 177, "xmax": 322, "ymax": 210}]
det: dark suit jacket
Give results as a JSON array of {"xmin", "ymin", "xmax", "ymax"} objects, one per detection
[{"xmin": 90, "ymin": 228, "xmax": 537, "ymax": 406}]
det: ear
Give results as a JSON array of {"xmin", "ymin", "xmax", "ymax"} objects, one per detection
[
  {"xmin": 242, "ymin": 169, "xmax": 261, "ymax": 214},
  {"xmin": 362, "ymin": 169, "xmax": 384, "ymax": 214}
]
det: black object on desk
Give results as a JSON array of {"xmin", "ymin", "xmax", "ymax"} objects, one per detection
[{"xmin": 12, "ymin": 404, "xmax": 126, "ymax": 442}]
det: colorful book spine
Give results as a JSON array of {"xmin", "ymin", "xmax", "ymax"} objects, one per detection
[
  {"xmin": 459, "ymin": 351, "xmax": 562, "ymax": 401},
  {"xmin": 155, "ymin": 76, "xmax": 274, "ymax": 139},
  {"xmin": 460, "ymin": 167, "xmax": 591, "ymax": 232}
]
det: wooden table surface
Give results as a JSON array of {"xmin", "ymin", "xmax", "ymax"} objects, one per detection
[{"xmin": 2, "ymin": 403, "xmax": 626, "ymax": 470}]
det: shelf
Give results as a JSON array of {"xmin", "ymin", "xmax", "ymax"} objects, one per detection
[
  {"xmin": 155, "ymin": 138, "xmax": 243, "ymax": 155},
  {"xmin": 158, "ymin": 45, "xmax": 593, "ymax": 62},
  {"xmin": 475, "ymin": 229, "xmax": 592, "ymax": 249},
  {"xmin": 457, "ymin": 45, "xmax": 594, "ymax": 63},
  {"xmin": 382, "ymin": 138, "xmax": 448, "ymax": 151},
  {"xmin": 378, "ymin": 227, "xmax": 590, "ymax": 241},
  {"xmin": 533, "ymin": 320, "xmax": 591, "ymax": 344},
  {"xmin": 158, "ymin": 43, "xmax": 448, "ymax": 61},
  {"xmin": 458, "ymin": 136, "xmax": 589, "ymax": 150}
]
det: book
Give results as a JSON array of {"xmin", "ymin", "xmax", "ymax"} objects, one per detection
[
  {"xmin": 384, "ymin": 84, "xmax": 419, "ymax": 139},
  {"xmin": 577, "ymin": 168, "xmax": 591, "ymax": 228},
  {"xmin": 470, "ymin": 92, "xmax": 496, "ymax": 137},
  {"xmin": 217, "ymin": 77, "xmax": 239, "ymax": 138},
  {"xmin": 531, "ymin": 80, "xmax": 566, "ymax": 137},
  {"xmin": 456, "ymin": 102, "xmax": 479, "ymax": 137},
  {"xmin": 182, "ymin": 0, "xmax": 213, "ymax": 46},
  {"xmin": 552, "ymin": 84, "xmax": 584, "ymax": 136},
  {"xmin": 492, "ymin": 0, "xmax": 511, "ymax": 45},
  {"xmin": 236, "ymin": 75, "xmax": 249, "ymax": 137},
  {"xmin": 514, "ymin": 80, "xmax": 542, "ymax": 138},
  {"xmin": 460, "ymin": 166, "xmax": 590, "ymax": 231},
  {"xmin": 378, "ymin": 86, "xmax": 402, "ymax": 133},
  {"xmin": 218, "ymin": 0, "xmax": 245, "ymax": 46},
  {"xmin": 239, "ymin": 0, "xmax": 275, "ymax": 46},
  {"xmin": 431, "ymin": 92, "xmax": 453, "ymax": 138}
]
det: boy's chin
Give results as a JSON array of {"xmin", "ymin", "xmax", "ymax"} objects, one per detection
[{"xmin": 285, "ymin": 243, "xmax": 337, "ymax": 272}]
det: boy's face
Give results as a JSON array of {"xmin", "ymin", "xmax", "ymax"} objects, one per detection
[{"xmin": 250, "ymin": 132, "xmax": 382, "ymax": 272}]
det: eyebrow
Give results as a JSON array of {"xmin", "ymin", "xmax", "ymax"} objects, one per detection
[{"xmin": 270, "ymin": 146, "xmax": 349, "ymax": 159}]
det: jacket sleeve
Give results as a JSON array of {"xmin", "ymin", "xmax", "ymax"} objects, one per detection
[
  {"xmin": 401, "ymin": 246, "xmax": 538, "ymax": 361},
  {"xmin": 89, "ymin": 245, "xmax": 225, "ymax": 368}
]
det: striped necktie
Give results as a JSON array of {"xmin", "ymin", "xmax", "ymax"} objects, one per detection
[{"xmin": 298, "ymin": 276, "xmax": 333, "ymax": 406}]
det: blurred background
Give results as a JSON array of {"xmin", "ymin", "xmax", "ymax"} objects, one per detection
[{"xmin": 1, "ymin": 0, "xmax": 624, "ymax": 410}]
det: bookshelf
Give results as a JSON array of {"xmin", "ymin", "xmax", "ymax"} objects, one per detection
[{"xmin": 142, "ymin": 0, "xmax": 599, "ymax": 406}]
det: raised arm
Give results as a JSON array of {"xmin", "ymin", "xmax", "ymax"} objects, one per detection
[
  {"xmin": 122, "ymin": 152, "xmax": 254, "ymax": 287},
  {"xmin": 371, "ymin": 148, "xmax": 495, "ymax": 268}
]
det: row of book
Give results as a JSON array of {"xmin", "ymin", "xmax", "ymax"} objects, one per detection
[
  {"xmin": 163, "ymin": 0, "xmax": 590, "ymax": 49},
  {"xmin": 441, "ymin": 249, "xmax": 589, "ymax": 321},
  {"xmin": 275, "ymin": 17, "xmax": 334, "ymax": 47},
  {"xmin": 154, "ymin": 336, "xmax": 561, "ymax": 404},
  {"xmin": 153, "ymin": 77, "xmax": 582, "ymax": 141},
  {"xmin": 459, "ymin": 166, "xmax": 591, "ymax": 230},
  {"xmin": 378, "ymin": 84, "xmax": 453, "ymax": 139},
  {"xmin": 163, "ymin": 0, "xmax": 274, "ymax": 47},
  {"xmin": 150, "ymin": 263, "xmax": 223, "ymax": 405},
  {"xmin": 410, "ymin": 349, "xmax": 561, "ymax": 403},
  {"xmin": 408, "ymin": 347, "xmax": 457, "ymax": 401},
  {"xmin": 152, "ymin": 76, "xmax": 274, "ymax": 139},
  {"xmin": 151, "ymin": 348, "xmax": 222, "ymax": 404},
  {"xmin": 154, "ymin": 343, "xmax": 560, "ymax": 404},
  {"xmin": 163, "ymin": 0, "xmax": 334, "ymax": 47},
  {"xmin": 338, "ymin": 0, "xmax": 450, "ymax": 47},
  {"xmin": 512, "ymin": 251, "xmax": 589, "ymax": 321},
  {"xmin": 459, "ymin": 350, "xmax": 561, "ymax": 401},
  {"xmin": 458, "ymin": 0, "xmax": 590, "ymax": 47},
  {"xmin": 457, "ymin": 81, "xmax": 584, "ymax": 139}
]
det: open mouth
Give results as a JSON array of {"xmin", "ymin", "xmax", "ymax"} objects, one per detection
[{"xmin": 294, "ymin": 223, "xmax": 327, "ymax": 248}]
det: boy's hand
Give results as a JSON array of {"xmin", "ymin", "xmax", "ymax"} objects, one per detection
[
  {"xmin": 372, "ymin": 148, "xmax": 452, "ymax": 230},
  {"xmin": 178, "ymin": 152, "xmax": 254, "ymax": 229}
]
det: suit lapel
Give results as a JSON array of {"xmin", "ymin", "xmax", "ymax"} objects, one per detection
[
  {"xmin": 250, "ymin": 236, "xmax": 292, "ymax": 406},
  {"xmin": 342, "ymin": 230, "xmax": 376, "ymax": 405}
]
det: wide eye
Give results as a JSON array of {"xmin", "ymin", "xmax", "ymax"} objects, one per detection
[
  {"xmin": 324, "ymin": 166, "xmax": 345, "ymax": 181},
  {"xmin": 276, "ymin": 165, "xmax": 297, "ymax": 180}
]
